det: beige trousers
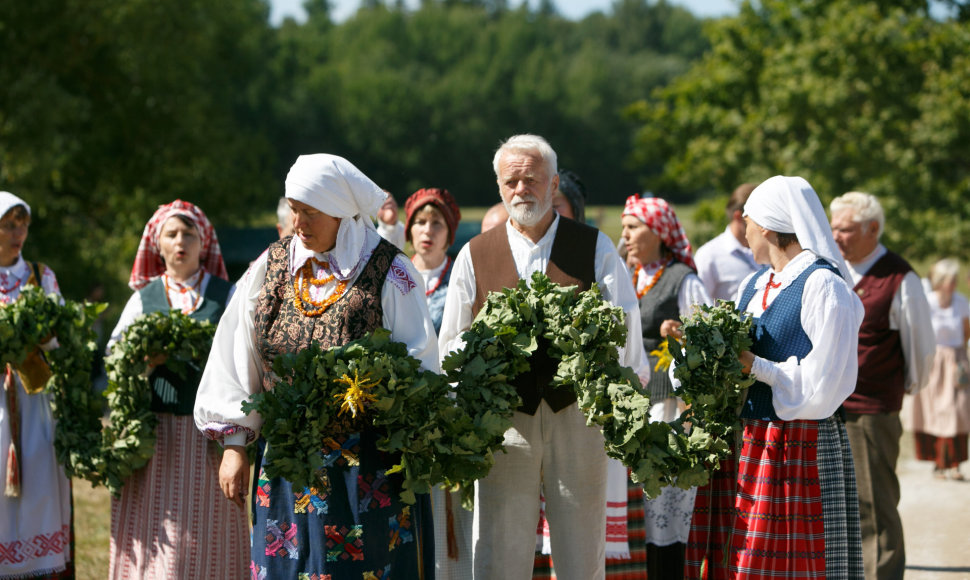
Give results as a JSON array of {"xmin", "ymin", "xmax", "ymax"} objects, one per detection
[{"xmin": 472, "ymin": 401, "xmax": 607, "ymax": 580}]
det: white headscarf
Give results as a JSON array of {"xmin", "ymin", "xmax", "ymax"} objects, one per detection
[
  {"xmin": 284, "ymin": 154, "xmax": 389, "ymax": 278},
  {"xmin": 0, "ymin": 192, "xmax": 30, "ymax": 220},
  {"xmin": 743, "ymin": 175, "xmax": 851, "ymax": 281}
]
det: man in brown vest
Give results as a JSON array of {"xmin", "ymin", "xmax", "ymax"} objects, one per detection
[
  {"xmin": 830, "ymin": 192, "xmax": 935, "ymax": 580},
  {"xmin": 438, "ymin": 134, "xmax": 648, "ymax": 580}
]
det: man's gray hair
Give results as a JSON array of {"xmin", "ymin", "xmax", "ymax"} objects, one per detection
[
  {"xmin": 276, "ymin": 197, "xmax": 292, "ymax": 228},
  {"xmin": 830, "ymin": 191, "xmax": 885, "ymax": 238},
  {"xmin": 492, "ymin": 134, "xmax": 558, "ymax": 178}
]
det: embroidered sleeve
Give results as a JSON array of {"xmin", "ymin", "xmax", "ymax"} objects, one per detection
[
  {"xmin": 386, "ymin": 255, "xmax": 418, "ymax": 296},
  {"xmin": 200, "ymin": 422, "xmax": 257, "ymax": 445}
]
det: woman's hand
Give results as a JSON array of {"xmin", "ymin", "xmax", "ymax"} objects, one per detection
[
  {"xmin": 739, "ymin": 350, "xmax": 755, "ymax": 375},
  {"xmin": 219, "ymin": 445, "xmax": 250, "ymax": 509},
  {"xmin": 659, "ymin": 319, "xmax": 683, "ymax": 340}
]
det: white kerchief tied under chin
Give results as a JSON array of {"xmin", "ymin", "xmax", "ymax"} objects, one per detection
[
  {"xmin": 0, "ymin": 192, "xmax": 30, "ymax": 220},
  {"xmin": 743, "ymin": 175, "xmax": 851, "ymax": 281}
]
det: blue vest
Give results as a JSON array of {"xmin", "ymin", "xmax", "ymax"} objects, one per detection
[
  {"xmin": 426, "ymin": 259, "xmax": 453, "ymax": 335},
  {"xmin": 737, "ymin": 258, "xmax": 839, "ymax": 421}
]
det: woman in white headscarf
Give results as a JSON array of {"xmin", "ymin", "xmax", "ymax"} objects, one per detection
[
  {"xmin": 685, "ymin": 176, "xmax": 865, "ymax": 580},
  {"xmin": 0, "ymin": 193, "xmax": 74, "ymax": 579},
  {"xmin": 194, "ymin": 154, "xmax": 438, "ymax": 579}
]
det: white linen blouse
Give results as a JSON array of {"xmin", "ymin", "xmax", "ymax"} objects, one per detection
[
  {"xmin": 741, "ymin": 250, "xmax": 865, "ymax": 420},
  {"xmin": 194, "ymin": 227, "xmax": 439, "ymax": 446}
]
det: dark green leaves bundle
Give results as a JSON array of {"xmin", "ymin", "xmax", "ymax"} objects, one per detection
[
  {"xmin": 0, "ymin": 285, "xmax": 106, "ymax": 481},
  {"xmin": 671, "ymin": 299, "xmax": 756, "ymax": 451},
  {"xmin": 247, "ymin": 328, "xmax": 503, "ymax": 506},
  {"xmin": 445, "ymin": 273, "xmax": 757, "ymax": 498},
  {"xmin": 102, "ymin": 310, "xmax": 216, "ymax": 495}
]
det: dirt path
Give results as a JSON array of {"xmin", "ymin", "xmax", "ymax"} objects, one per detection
[{"xmin": 899, "ymin": 402, "xmax": 970, "ymax": 579}]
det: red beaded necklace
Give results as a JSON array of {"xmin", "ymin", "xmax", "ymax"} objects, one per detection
[
  {"xmin": 164, "ymin": 272, "xmax": 203, "ymax": 314},
  {"xmin": 762, "ymin": 272, "xmax": 782, "ymax": 310},
  {"xmin": 415, "ymin": 256, "xmax": 452, "ymax": 297},
  {"xmin": 0, "ymin": 271, "xmax": 23, "ymax": 295}
]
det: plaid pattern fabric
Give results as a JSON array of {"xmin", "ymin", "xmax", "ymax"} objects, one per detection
[
  {"xmin": 686, "ymin": 420, "xmax": 829, "ymax": 579},
  {"xmin": 816, "ymin": 417, "xmax": 864, "ymax": 580}
]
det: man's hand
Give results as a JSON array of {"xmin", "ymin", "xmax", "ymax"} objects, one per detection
[{"xmin": 219, "ymin": 445, "xmax": 250, "ymax": 509}]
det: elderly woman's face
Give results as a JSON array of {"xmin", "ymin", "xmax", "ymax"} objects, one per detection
[
  {"xmin": 621, "ymin": 215, "xmax": 661, "ymax": 264},
  {"xmin": 288, "ymin": 199, "xmax": 341, "ymax": 253},
  {"xmin": 0, "ymin": 206, "xmax": 29, "ymax": 268},
  {"xmin": 158, "ymin": 216, "xmax": 202, "ymax": 276}
]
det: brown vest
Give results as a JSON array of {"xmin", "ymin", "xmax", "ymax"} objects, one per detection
[
  {"xmin": 254, "ymin": 237, "xmax": 399, "ymax": 392},
  {"xmin": 468, "ymin": 217, "xmax": 597, "ymax": 414},
  {"xmin": 844, "ymin": 250, "xmax": 911, "ymax": 414}
]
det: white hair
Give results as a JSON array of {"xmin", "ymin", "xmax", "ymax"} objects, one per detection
[
  {"xmin": 829, "ymin": 191, "xmax": 885, "ymax": 238},
  {"xmin": 929, "ymin": 258, "xmax": 961, "ymax": 291},
  {"xmin": 276, "ymin": 196, "xmax": 291, "ymax": 227},
  {"xmin": 492, "ymin": 134, "xmax": 558, "ymax": 178}
]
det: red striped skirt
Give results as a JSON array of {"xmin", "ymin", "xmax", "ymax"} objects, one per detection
[{"xmin": 686, "ymin": 420, "xmax": 825, "ymax": 580}]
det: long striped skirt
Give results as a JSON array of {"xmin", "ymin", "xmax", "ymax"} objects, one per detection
[
  {"xmin": 250, "ymin": 430, "xmax": 434, "ymax": 579},
  {"xmin": 109, "ymin": 414, "xmax": 249, "ymax": 579},
  {"xmin": 685, "ymin": 417, "xmax": 863, "ymax": 580}
]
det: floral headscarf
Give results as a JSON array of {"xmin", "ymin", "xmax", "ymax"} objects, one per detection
[{"xmin": 404, "ymin": 188, "xmax": 462, "ymax": 246}]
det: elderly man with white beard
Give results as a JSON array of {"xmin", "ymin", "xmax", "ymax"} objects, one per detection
[{"xmin": 438, "ymin": 134, "xmax": 648, "ymax": 580}]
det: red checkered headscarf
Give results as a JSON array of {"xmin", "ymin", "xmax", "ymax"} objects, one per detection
[
  {"xmin": 622, "ymin": 195, "xmax": 695, "ymax": 270},
  {"xmin": 128, "ymin": 199, "xmax": 228, "ymax": 290},
  {"xmin": 404, "ymin": 188, "xmax": 462, "ymax": 246}
]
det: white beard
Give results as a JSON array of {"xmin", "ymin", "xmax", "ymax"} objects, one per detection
[{"xmin": 504, "ymin": 193, "xmax": 553, "ymax": 228}]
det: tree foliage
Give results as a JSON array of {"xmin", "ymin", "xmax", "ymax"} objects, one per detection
[
  {"xmin": 1, "ymin": 0, "xmax": 706, "ymax": 307},
  {"xmin": 628, "ymin": 0, "xmax": 970, "ymax": 260}
]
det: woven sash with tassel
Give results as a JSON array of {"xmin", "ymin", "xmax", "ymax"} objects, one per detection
[{"xmin": 4, "ymin": 363, "xmax": 21, "ymax": 497}]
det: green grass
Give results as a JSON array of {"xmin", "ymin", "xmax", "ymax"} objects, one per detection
[{"xmin": 73, "ymin": 479, "xmax": 111, "ymax": 579}]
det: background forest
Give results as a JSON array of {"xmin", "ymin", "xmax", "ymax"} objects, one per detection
[{"xmin": 2, "ymin": 0, "xmax": 969, "ymax": 316}]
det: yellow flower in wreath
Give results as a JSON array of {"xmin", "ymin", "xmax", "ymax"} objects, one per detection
[{"xmin": 333, "ymin": 368, "xmax": 379, "ymax": 418}]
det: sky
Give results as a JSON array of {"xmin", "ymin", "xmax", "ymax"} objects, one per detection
[{"xmin": 269, "ymin": 0, "xmax": 739, "ymax": 24}]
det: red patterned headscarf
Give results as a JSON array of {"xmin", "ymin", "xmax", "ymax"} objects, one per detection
[
  {"xmin": 622, "ymin": 195, "xmax": 695, "ymax": 270},
  {"xmin": 128, "ymin": 199, "xmax": 228, "ymax": 290},
  {"xmin": 404, "ymin": 188, "xmax": 462, "ymax": 246}
]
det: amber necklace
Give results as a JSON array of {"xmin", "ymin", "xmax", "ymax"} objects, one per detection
[
  {"xmin": 293, "ymin": 257, "xmax": 348, "ymax": 317},
  {"xmin": 164, "ymin": 272, "xmax": 203, "ymax": 314},
  {"xmin": 633, "ymin": 257, "xmax": 670, "ymax": 299}
]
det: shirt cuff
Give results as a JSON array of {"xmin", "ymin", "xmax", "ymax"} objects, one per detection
[{"xmin": 224, "ymin": 432, "xmax": 248, "ymax": 447}]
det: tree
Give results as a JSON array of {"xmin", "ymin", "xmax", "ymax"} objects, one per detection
[
  {"xmin": 0, "ymin": 0, "xmax": 277, "ymax": 304},
  {"xmin": 627, "ymin": 0, "xmax": 970, "ymax": 259}
]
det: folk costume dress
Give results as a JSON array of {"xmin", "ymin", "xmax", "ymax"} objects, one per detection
[
  {"xmin": 911, "ymin": 289, "xmax": 970, "ymax": 471},
  {"xmin": 107, "ymin": 200, "xmax": 248, "ymax": 579},
  {"xmin": 685, "ymin": 176, "xmax": 865, "ymax": 580},
  {"xmin": 194, "ymin": 154, "xmax": 439, "ymax": 580},
  {"xmin": 0, "ymin": 255, "xmax": 74, "ymax": 580}
]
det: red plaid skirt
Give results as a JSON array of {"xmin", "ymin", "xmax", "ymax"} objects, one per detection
[{"xmin": 686, "ymin": 420, "xmax": 826, "ymax": 580}]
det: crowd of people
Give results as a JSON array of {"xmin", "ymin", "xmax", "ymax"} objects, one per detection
[{"xmin": 0, "ymin": 133, "xmax": 961, "ymax": 579}]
